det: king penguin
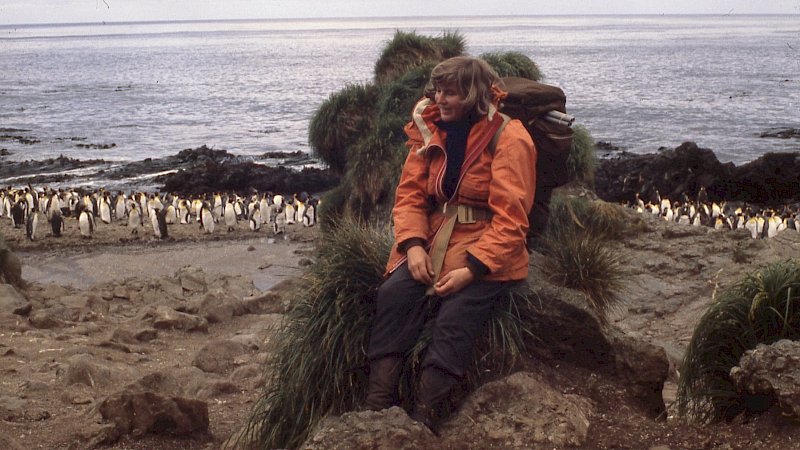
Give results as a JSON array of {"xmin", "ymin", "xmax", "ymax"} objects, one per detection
[
  {"xmin": 99, "ymin": 193, "xmax": 112, "ymax": 224},
  {"xmin": 77, "ymin": 205, "xmax": 95, "ymax": 238},
  {"xmin": 273, "ymin": 206, "xmax": 286, "ymax": 235},
  {"xmin": 249, "ymin": 204, "xmax": 261, "ymax": 232},
  {"xmin": 259, "ymin": 193, "xmax": 271, "ymax": 225},
  {"xmin": 11, "ymin": 199, "xmax": 26, "ymax": 229},
  {"xmin": 200, "ymin": 201, "xmax": 215, "ymax": 234},
  {"xmin": 49, "ymin": 209, "xmax": 64, "ymax": 237},
  {"xmin": 224, "ymin": 195, "xmax": 237, "ymax": 232},
  {"xmin": 26, "ymin": 210, "xmax": 39, "ymax": 241},
  {"xmin": 178, "ymin": 199, "xmax": 191, "ymax": 224},
  {"xmin": 128, "ymin": 202, "xmax": 142, "ymax": 235},
  {"xmin": 151, "ymin": 207, "xmax": 168, "ymax": 239}
]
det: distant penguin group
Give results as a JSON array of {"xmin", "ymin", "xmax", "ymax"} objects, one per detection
[
  {"xmin": 629, "ymin": 186, "xmax": 800, "ymax": 239},
  {"xmin": 0, "ymin": 185, "xmax": 320, "ymax": 242}
]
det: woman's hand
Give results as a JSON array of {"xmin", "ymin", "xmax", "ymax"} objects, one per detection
[
  {"xmin": 406, "ymin": 245, "xmax": 434, "ymax": 285},
  {"xmin": 433, "ymin": 267, "xmax": 474, "ymax": 297}
]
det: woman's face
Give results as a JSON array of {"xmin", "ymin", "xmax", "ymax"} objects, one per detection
[{"xmin": 435, "ymin": 83, "xmax": 468, "ymax": 122}]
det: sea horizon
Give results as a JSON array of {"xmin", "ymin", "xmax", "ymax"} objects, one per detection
[{"xmin": 2, "ymin": 13, "xmax": 797, "ymax": 30}]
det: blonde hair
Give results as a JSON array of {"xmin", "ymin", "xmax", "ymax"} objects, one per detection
[{"xmin": 425, "ymin": 56, "xmax": 502, "ymax": 118}]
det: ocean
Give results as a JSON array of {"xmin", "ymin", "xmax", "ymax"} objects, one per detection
[{"xmin": 1, "ymin": 15, "xmax": 798, "ymax": 187}]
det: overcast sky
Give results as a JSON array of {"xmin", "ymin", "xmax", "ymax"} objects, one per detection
[{"xmin": 1, "ymin": 0, "xmax": 798, "ymax": 25}]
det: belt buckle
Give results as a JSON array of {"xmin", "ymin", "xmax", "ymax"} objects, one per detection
[{"xmin": 457, "ymin": 205, "xmax": 476, "ymax": 224}]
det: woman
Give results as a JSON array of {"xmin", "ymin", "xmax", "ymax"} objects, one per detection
[{"xmin": 364, "ymin": 56, "xmax": 537, "ymax": 430}]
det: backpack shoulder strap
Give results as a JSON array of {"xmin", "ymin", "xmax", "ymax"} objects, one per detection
[{"xmin": 487, "ymin": 113, "xmax": 512, "ymax": 155}]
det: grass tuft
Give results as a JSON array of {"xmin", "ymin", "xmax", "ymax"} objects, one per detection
[
  {"xmin": 676, "ymin": 259, "xmax": 800, "ymax": 423},
  {"xmin": 308, "ymin": 83, "xmax": 379, "ymax": 176},
  {"xmin": 480, "ymin": 51, "xmax": 542, "ymax": 80},
  {"xmin": 374, "ymin": 30, "xmax": 465, "ymax": 85},
  {"xmin": 568, "ymin": 124, "xmax": 597, "ymax": 187},
  {"xmin": 542, "ymin": 194, "xmax": 627, "ymax": 323}
]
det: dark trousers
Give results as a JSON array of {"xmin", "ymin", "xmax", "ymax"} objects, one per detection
[{"xmin": 367, "ymin": 264, "xmax": 510, "ymax": 378}]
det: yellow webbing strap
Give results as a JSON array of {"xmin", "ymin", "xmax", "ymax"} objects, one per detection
[{"xmin": 425, "ymin": 203, "xmax": 459, "ymax": 296}]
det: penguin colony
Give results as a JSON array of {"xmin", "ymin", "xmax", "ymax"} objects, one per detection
[
  {"xmin": 0, "ymin": 185, "xmax": 319, "ymax": 241},
  {"xmin": 627, "ymin": 187, "xmax": 800, "ymax": 239}
]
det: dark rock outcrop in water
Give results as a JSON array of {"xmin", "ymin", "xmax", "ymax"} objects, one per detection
[
  {"xmin": 158, "ymin": 159, "xmax": 338, "ymax": 196},
  {"xmin": 595, "ymin": 141, "xmax": 800, "ymax": 205},
  {"xmin": 759, "ymin": 127, "xmax": 800, "ymax": 139},
  {"xmin": 0, "ymin": 145, "xmax": 337, "ymax": 195}
]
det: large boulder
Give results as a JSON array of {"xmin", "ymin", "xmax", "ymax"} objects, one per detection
[
  {"xmin": 526, "ymin": 271, "xmax": 669, "ymax": 418},
  {"xmin": 440, "ymin": 371, "xmax": 593, "ymax": 449},
  {"xmin": 730, "ymin": 339, "xmax": 800, "ymax": 418},
  {"xmin": 87, "ymin": 370, "xmax": 210, "ymax": 446}
]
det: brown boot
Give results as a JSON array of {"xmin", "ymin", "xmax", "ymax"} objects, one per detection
[
  {"xmin": 409, "ymin": 366, "xmax": 458, "ymax": 432},
  {"xmin": 363, "ymin": 356, "xmax": 403, "ymax": 411}
]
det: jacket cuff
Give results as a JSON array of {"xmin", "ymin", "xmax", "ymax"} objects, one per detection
[
  {"xmin": 398, "ymin": 237, "xmax": 426, "ymax": 254},
  {"xmin": 466, "ymin": 253, "xmax": 490, "ymax": 278}
]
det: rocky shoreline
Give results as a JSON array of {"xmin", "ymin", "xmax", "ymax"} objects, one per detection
[
  {"xmin": 595, "ymin": 141, "xmax": 800, "ymax": 207},
  {"xmin": 0, "ymin": 145, "xmax": 339, "ymax": 196}
]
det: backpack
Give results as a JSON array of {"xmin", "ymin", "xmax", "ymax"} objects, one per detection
[{"xmin": 489, "ymin": 76, "xmax": 575, "ymax": 240}]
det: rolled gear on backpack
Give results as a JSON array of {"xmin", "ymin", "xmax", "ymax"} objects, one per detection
[{"xmin": 492, "ymin": 76, "xmax": 575, "ymax": 242}]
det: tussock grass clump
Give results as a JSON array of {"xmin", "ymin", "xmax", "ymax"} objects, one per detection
[
  {"xmin": 548, "ymin": 194, "xmax": 630, "ymax": 242},
  {"xmin": 374, "ymin": 30, "xmax": 465, "ymax": 85},
  {"xmin": 308, "ymin": 83, "xmax": 379, "ymax": 175},
  {"xmin": 241, "ymin": 221, "xmax": 542, "ymax": 449},
  {"xmin": 241, "ymin": 221, "xmax": 392, "ymax": 450},
  {"xmin": 343, "ymin": 116, "xmax": 408, "ymax": 223},
  {"xmin": 481, "ymin": 51, "xmax": 542, "ymax": 81},
  {"xmin": 677, "ymin": 259, "xmax": 800, "ymax": 423},
  {"xmin": 377, "ymin": 62, "xmax": 436, "ymax": 118},
  {"xmin": 542, "ymin": 194, "xmax": 627, "ymax": 323},
  {"xmin": 568, "ymin": 124, "xmax": 597, "ymax": 187}
]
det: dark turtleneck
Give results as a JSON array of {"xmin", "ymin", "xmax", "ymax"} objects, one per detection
[{"xmin": 437, "ymin": 119, "xmax": 472, "ymax": 199}]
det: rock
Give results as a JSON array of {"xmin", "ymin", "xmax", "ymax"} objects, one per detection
[
  {"xmin": 38, "ymin": 283, "xmax": 71, "ymax": 301},
  {"xmin": 61, "ymin": 384, "xmax": 96, "ymax": 405},
  {"xmin": 28, "ymin": 308, "xmax": 67, "ymax": 329},
  {"xmin": 97, "ymin": 391, "xmax": 209, "ymax": 438},
  {"xmin": 759, "ymin": 127, "xmax": 800, "ymax": 139},
  {"xmin": 230, "ymin": 364, "xmax": 263, "ymax": 383},
  {"xmin": 525, "ymin": 271, "xmax": 668, "ymax": 416},
  {"xmin": 195, "ymin": 292, "xmax": 237, "ymax": 323},
  {"xmin": 91, "ymin": 370, "xmax": 210, "ymax": 443},
  {"xmin": 143, "ymin": 305, "xmax": 208, "ymax": 332},
  {"xmin": 158, "ymin": 155, "xmax": 339, "ymax": 197},
  {"xmin": 156, "ymin": 277, "xmax": 185, "ymax": 298},
  {"xmin": 192, "ymin": 339, "xmax": 250, "ymax": 374},
  {"xmin": 607, "ymin": 330, "xmax": 670, "ymax": 417},
  {"xmin": 0, "ymin": 234, "xmax": 23, "ymax": 287},
  {"xmin": 178, "ymin": 266, "xmax": 207, "ymax": 293},
  {"xmin": 440, "ymin": 371, "xmax": 593, "ymax": 449},
  {"xmin": 595, "ymin": 142, "xmax": 800, "ymax": 205},
  {"xmin": 0, "ymin": 394, "xmax": 50, "ymax": 423},
  {"xmin": 64, "ymin": 354, "xmax": 119, "ymax": 389},
  {"xmin": 0, "ymin": 283, "xmax": 31, "ymax": 316},
  {"xmin": 228, "ymin": 333, "xmax": 261, "ymax": 350},
  {"xmin": 241, "ymin": 291, "xmax": 287, "ymax": 314},
  {"xmin": 730, "ymin": 339, "xmax": 800, "ymax": 417},
  {"xmin": 302, "ymin": 406, "xmax": 435, "ymax": 450}
]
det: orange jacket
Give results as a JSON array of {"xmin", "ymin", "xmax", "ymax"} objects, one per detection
[{"xmin": 385, "ymin": 93, "xmax": 537, "ymax": 281}]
